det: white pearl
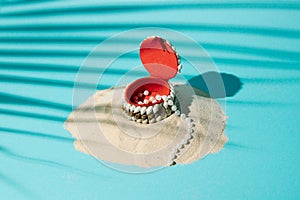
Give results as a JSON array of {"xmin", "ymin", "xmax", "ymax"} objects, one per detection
[
  {"xmin": 146, "ymin": 106, "xmax": 153, "ymax": 115},
  {"xmin": 168, "ymin": 95, "xmax": 173, "ymax": 100},
  {"xmin": 171, "ymin": 45, "xmax": 176, "ymax": 51},
  {"xmin": 140, "ymin": 107, "xmax": 146, "ymax": 115},
  {"xmin": 162, "ymin": 95, "xmax": 168, "ymax": 101},
  {"xmin": 143, "ymin": 90, "xmax": 149, "ymax": 96},
  {"xmin": 186, "ymin": 118, "xmax": 192, "ymax": 123},
  {"xmin": 153, "ymin": 104, "xmax": 160, "ymax": 114},
  {"xmin": 152, "ymin": 99, "xmax": 157, "ymax": 104},
  {"xmin": 149, "ymin": 96, "xmax": 155, "ymax": 101},
  {"xmin": 184, "ymin": 133, "xmax": 192, "ymax": 140},
  {"xmin": 134, "ymin": 106, "xmax": 141, "ymax": 113},
  {"xmin": 163, "ymin": 102, "xmax": 169, "ymax": 109},
  {"xmin": 156, "ymin": 116, "xmax": 162, "ymax": 122},
  {"xmin": 171, "ymin": 105, "xmax": 177, "ymax": 111},
  {"xmin": 175, "ymin": 110, "xmax": 180, "ymax": 115},
  {"xmin": 188, "ymin": 127, "xmax": 194, "ymax": 133},
  {"xmin": 143, "ymin": 99, "xmax": 149, "ymax": 104},
  {"xmin": 170, "ymin": 148, "xmax": 177, "ymax": 156},
  {"xmin": 149, "ymin": 118, "xmax": 156, "ymax": 124},
  {"xmin": 182, "ymin": 138, "xmax": 189, "ymax": 145},
  {"xmin": 130, "ymin": 105, "xmax": 135, "ymax": 112},
  {"xmin": 131, "ymin": 116, "xmax": 136, "ymax": 121},
  {"xmin": 180, "ymin": 113, "xmax": 186, "ymax": 119},
  {"xmin": 174, "ymin": 144, "xmax": 181, "ymax": 150},
  {"xmin": 168, "ymin": 100, "xmax": 174, "ymax": 106},
  {"xmin": 178, "ymin": 64, "xmax": 182, "ymax": 70},
  {"xmin": 155, "ymin": 95, "xmax": 161, "ymax": 101},
  {"xmin": 142, "ymin": 119, "xmax": 148, "ymax": 124},
  {"xmin": 126, "ymin": 104, "xmax": 130, "ymax": 112},
  {"xmin": 136, "ymin": 119, "xmax": 142, "ymax": 123},
  {"xmin": 138, "ymin": 101, "xmax": 143, "ymax": 105}
]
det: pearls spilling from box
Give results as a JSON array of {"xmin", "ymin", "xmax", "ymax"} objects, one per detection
[{"xmin": 122, "ymin": 85, "xmax": 181, "ymax": 124}]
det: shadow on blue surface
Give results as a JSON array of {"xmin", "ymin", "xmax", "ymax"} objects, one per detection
[
  {"xmin": 1, "ymin": 59, "xmax": 299, "ymax": 76},
  {"xmin": 0, "ymin": 74, "xmax": 111, "ymax": 89},
  {"xmin": 189, "ymin": 72, "xmax": 242, "ymax": 98},
  {"xmin": 0, "ymin": 145, "xmax": 109, "ymax": 179},
  {"xmin": 2, "ymin": 1, "xmax": 300, "ymax": 17},
  {"xmin": 0, "ymin": 61, "xmax": 149, "ymax": 75},
  {"xmin": 0, "ymin": 92, "xmax": 72, "ymax": 112},
  {"xmin": 0, "ymin": 108, "xmax": 66, "ymax": 122},
  {"xmin": 224, "ymin": 141, "xmax": 249, "ymax": 150},
  {"xmin": 0, "ymin": 171, "xmax": 35, "ymax": 198},
  {"xmin": 0, "ymin": 127, "xmax": 73, "ymax": 142},
  {"xmin": 1, "ymin": 36, "xmax": 300, "ymax": 62},
  {"xmin": 2, "ymin": 23, "xmax": 300, "ymax": 39}
]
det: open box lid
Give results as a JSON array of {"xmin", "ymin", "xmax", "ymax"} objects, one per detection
[{"xmin": 140, "ymin": 36, "xmax": 180, "ymax": 80}]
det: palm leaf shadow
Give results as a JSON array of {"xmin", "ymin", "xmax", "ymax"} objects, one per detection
[
  {"xmin": 2, "ymin": 2, "xmax": 300, "ymax": 17},
  {"xmin": 0, "ymin": 145, "xmax": 109, "ymax": 179},
  {"xmin": 0, "ymin": 171, "xmax": 36, "ymax": 198}
]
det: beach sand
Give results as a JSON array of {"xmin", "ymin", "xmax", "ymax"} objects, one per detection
[{"xmin": 64, "ymin": 85, "xmax": 227, "ymax": 168}]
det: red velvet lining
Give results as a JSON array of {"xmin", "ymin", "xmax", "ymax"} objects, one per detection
[{"xmin": 125, "ymin": 77, "xmax": 170, "ymax": 106}]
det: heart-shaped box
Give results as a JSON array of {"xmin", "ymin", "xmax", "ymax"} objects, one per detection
[{"xmin": 123, "ymin": 36, "xmax": 182, "ymax": 124}]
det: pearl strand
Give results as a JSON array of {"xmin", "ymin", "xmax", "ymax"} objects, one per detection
[{"xmin": 168, "ymin": 114, "xmax": 196, "ymax": 166}]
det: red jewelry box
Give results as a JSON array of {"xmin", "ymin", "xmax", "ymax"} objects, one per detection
[{"xmin": 123, "ymin": 36, "xmax": 182, "ymax": 123}]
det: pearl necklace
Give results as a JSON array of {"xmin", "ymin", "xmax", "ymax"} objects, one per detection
[
  {"xmin": 168, "ymin": 115, "xmax": 196, "ymax": 166},
  {"xmin": 122, "ymin": 83, "xmax": 195, "ymax": 166}
]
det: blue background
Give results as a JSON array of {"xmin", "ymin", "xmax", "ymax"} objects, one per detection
[{"xmin": 0, "ymin": 0, "xmax": 300, "ymax": 199}]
